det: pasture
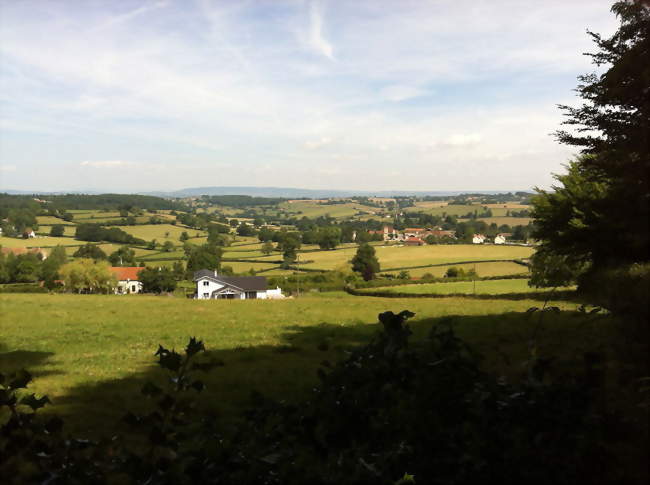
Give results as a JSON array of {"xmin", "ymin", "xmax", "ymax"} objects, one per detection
[
  {"xmin": 110, "ymin": 224, "xmax": 206, "ymax": 243},
  {"xmin": 359, "ymin": 278, "xmax": 558, "ymax": 295},
  {"xmin": 278, "ymin": 200, "xmax": 380, "ymax": 219},
  {"xmin": 301, "ymin": 244, "xmax": 534, "ymax": 271},
  {"xmin": 383, "ymin": 261, "xmax": 528, "ymax": 278},
  {"xmin": 0, "ymin": 292, "xmax": 587, "ymax": 436}
]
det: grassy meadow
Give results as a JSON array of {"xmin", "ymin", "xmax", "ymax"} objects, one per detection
[
  {"xmin": 360, "ymin": 278, "xmax": 561, "ymax": 295},
  {"xmin": 301, "ymin": 243, "xmax": 534, "ymax": 271},
  {"xmin": 0, "ymin": 292, "xmax": 590, "ymax": 437}
]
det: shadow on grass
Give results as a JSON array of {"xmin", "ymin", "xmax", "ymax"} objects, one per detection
[
  {"xmin": 0, "ymin": 343, "xmax": 63, "ymax": 379},
  {"xmin": 39, "ymin": 307, "xmax": 625, "ymax": 439}
]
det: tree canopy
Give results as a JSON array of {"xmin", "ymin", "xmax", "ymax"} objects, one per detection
[{"xmin": 532, "ymin": 2, "xmax": 649, "ymax": 285}]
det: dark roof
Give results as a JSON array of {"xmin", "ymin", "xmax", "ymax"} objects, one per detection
[
  {"xmin": 194, "ymin": 269, "xmax": 267, "ymax": 291},
  {"xmin": 194, "ymin": 269, "xmax": 217, "ymax": 281},
  {"xmin": 219, "ymin": 276, "xmax": 267, "ymax": 291}
]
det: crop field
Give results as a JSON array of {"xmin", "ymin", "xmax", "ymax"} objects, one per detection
[
  {"xmin": 278, "ymin": 201, "xmax": 380, "ymax": 219},
  {"xmin": 0, "ymin": 236, "xmax": 81, "ymax": 248},
  {"xmin": 478, "ymin": 216, "xmax": 532, "ymax": 226},
  {"xmin": 384, "ymin": 261, "xmax": 528, "ymax": 278},
  {"xmin": 301, "ymin": 244, "xmax": 534, "ymax": 271},
  {"xmin": 0, "ymin": 292, "xmax": 586, "ymax": 436},
  {"xmin": 360, "ymin": 278, "xmax": 560, "ymax": 295},
  {"xmin": 111, "ymin": 224, "xmax": 206, "ymax": 242},
  {"xmin": 36, "ymin": 216, "xmax": 71, "ymax": 225}
]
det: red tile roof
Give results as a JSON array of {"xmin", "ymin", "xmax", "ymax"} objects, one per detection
[{"xmin": 109, "ymin": 267, "xmax": 143, "ymax": 281}]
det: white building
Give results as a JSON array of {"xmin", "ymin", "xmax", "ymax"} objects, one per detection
[
  {"xmin": 194, "ymin": 269, "xmax": 283, "ymax": 300},
  {"xmin": 109, "ymin": 267, "xmax": 144, "ymax": 294},
  {"xmin": 472, "ymin": 234, "xmax": 486, "ymax": 244},
  {"xmin": 494, "ymin": 234, "xmax": 506, "ymax": 245}
]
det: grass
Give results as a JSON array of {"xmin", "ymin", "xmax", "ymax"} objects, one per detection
[
  {"xmin": 301, "ymin": 244, "xmax": 534, "ymax": 271},
  {"xmin": 0, "ymin": 236, "xmax": 82, "ymax": 248},
  {"xmin": 0, "ymin": 292, "xmax": 583, "ymax": 437},
  {"xmin": 37, "ymin": 225, "xmax": 77, "ymax": 236},
  {"xmin": 360, "ymin": 278, "xmax": 561, "ymax": 295},
  {"xmin": 478, "ymin": 216, "xmax": 532, "ymax": 226},
  {"xmin": 384, "ymin": 261, "xmax": 528, "ymax": 278},
  {"xmin": 278, "ymin": 201, "xmax": 380, "ymax": 219},
  {"xmin": 109, "ymin": 224, "xmax": 206, "ymax": 243}
]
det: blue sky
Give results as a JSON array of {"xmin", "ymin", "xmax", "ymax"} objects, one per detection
[{"xmin": 0, "ymin": 0, "xmax": 618, "ymax": 192}]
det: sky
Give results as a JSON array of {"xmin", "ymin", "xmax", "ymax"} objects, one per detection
[{"xmin": 0, "ymin": 0, "xmax": 619, "ymax": 193}]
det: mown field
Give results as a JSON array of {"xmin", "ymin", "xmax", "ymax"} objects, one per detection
[
  {"xmin": 0, "ymin": 292, "xmax": 588, "ymax": 437},
  {"xmin": 300, "ymin": 244, "xmax": 534, "ymax": 271},
  {"xmin": 360, "ymin": 278, "xmax": 560, "ymax": 295}
]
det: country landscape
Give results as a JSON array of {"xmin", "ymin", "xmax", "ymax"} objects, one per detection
[{"xmin": 0, "ymin": 1, "xmax": 648, "ymax": 484}]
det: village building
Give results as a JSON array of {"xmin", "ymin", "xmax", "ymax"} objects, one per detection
[
  {"xmin": 22, "ymin": 228, "xmax": 36, "ymax": 239},
  {"xmin": 403, "ymin": 228, "xmax": 426, "ymax": 238},
  {"xmin": 194, "ymin": 269, "xmax": 284, "ymax": 300},
  {"xmin": 494, "ymin": 233, "xmax": 512, "ymax": 245},
  {"xmin": 404, "ymin": 236, "xmax": 426, "ymax": 246},
  {"xmin": 109, "ymin": 267, "xmax": 144, "ymax": 294},
  {"xmin": 472, "ymin": 234, "xmax": 486, "ymax": 244}
]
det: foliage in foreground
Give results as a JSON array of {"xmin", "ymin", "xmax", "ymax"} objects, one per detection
[{"xmin": 2, "ymin": 308, "xmax": 645, "ymax": 485}]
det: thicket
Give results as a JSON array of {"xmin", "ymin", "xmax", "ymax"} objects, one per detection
[{"xmin": 75, "ymin": 223, "xmax": 146, "ymax": 245}]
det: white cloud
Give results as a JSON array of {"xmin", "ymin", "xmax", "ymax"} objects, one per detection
[
  {"xmin": 308, "ymin": 1, "xmax": 334, "ymax": 60},
  {"xmin": 0, "ymin": 164, "xmax": 17, "ymax": 172}
]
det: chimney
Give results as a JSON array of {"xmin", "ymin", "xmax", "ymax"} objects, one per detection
[{"xmin": 214, "ymin": 270, "xmax": 218, "ymax": 277}]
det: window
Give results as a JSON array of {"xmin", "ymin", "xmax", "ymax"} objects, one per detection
[
  {"xmin": 245, "ymin": 291, "xmax": 257, "ymax": 299},
  {"xmin": 132, "ymin": 285, "xmax": 137, "ymax": 292},
  {"xmin": 203, "ymin": 281, "xmax": 209, "ymax": 286},
  {"xmin": 203, "ymin": 292, "xmax": 209, "ymax": 298}
]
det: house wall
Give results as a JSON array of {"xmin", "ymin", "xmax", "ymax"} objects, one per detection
[
  {"xmin": 196, "ymin": 278, "xmax": 226, "ymax": 299},
  {"xmin": 115, "ymin": 280, "xmax": 143, "ymax": 294}
]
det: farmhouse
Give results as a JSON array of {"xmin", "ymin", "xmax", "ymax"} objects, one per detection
[
  {"xmin": 109, "ymin": 267, "xmax": 143, "ymax": 294},
  {"xmin": 23, "ymin": 228, "xmax": 36, "ymax": 238},
  {"xmin": 194, "ymin": 269, "xmax": 283, "ymax": 300},
  {"xmin": 472, "ymin": 234, "xmax": 486, "ymax": 244},
  {"xmin": 494, "ymin": 233, "xmax": 512, "ymax": 245},
  {"xmin": 404, "ymin": 236, "xmax": 426, "ymax": 246}
]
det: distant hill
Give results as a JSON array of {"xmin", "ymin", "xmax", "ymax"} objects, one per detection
[
  {"xmin": 143, "ymin": 186, "xmax": 517, "ymax": 198},
  {"xmin": 3, "ymin": 186, "xmax": 530, "ymax": 198}
]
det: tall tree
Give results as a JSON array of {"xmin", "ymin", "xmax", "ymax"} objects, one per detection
[
  {"xmin": 532, "ymin": 1, "xmax": 650, "ymax": 285},
  {"xmin": 351, "ymin": 243, "xmax": 380, "ymax": 281}
]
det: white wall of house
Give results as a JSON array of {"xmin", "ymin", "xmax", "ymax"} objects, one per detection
[
  {"xmin": 115, "ymin": 280, "xmax": 143, "ymax": 294},
  {"xmin": 494, "ymin": 235, "xmax": 506, "ymax": 244},
  {"xmin": 472, "ymin": 235, "xmax": 485, "ymax": 244},
  {"xmin": 196, "ymin": 278, "xmax": 226, "ymax": 299}
]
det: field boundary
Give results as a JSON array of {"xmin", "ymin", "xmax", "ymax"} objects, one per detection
[{"xmin": 344, "ymin": 286, "xmax": 578, "ymax": 301}]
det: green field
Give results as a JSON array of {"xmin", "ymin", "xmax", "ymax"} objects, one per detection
[
  {"xmin": 0, "ymin": 236, "xmax": 81, "ymax": 248},
  {"xmin": 37, "ymin": 225, "xmax": 77, "ymax": 236},
  {"xmin": 384, "ymin": 261, "xmax": 528, "ymax": 278},
  {"xmin": 478, "ymin": 216, "xmax": 532, "ymax": 226},
  {"xmin": 360, "ymin": 278, "xmax": 560, "ymax": 295},
  {"xmin": 0, "ymin": 292, "xmax": 584, "ymax": 436},
  {"xmin": 110, "ymin": 224, "xmax": 206, "ymax": 242},
  {"xmin": 278, "ymin": 201, "xmax": 380, "ymax": 219},
  {"xmin": 301, "ymin": 244, "xmax": 534, "ymax": 271}
]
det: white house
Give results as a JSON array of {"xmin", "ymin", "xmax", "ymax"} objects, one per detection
[
  {"xmin": 494, "ymin": 234, "xmax": 507, "ymax": 245},
  {"xmin": 109, "ymin": 267, "xmax": 144, "ymax": 294},
  {"xmin": 194, "ymin": 269, "xmax": 283, "ymax": 300},
  {"xmin": 23, "ymin": 228, "xmax": 36, "ymax": 238},
  {"xmin": 472, "ymin": 234, "xmax": 486, "ymax": 244}
]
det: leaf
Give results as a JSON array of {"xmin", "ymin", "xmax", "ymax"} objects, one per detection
[
  {"xmin": 185, "ymin": 337, "xmax": 205, "ymax": 357},
  {"xmin": 158, "ymin": 349, "xmax": 182, "ymax": 372},
  {"xmin": 20, "ymin": 393, "xmax": 51, "ymax": 411}
]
